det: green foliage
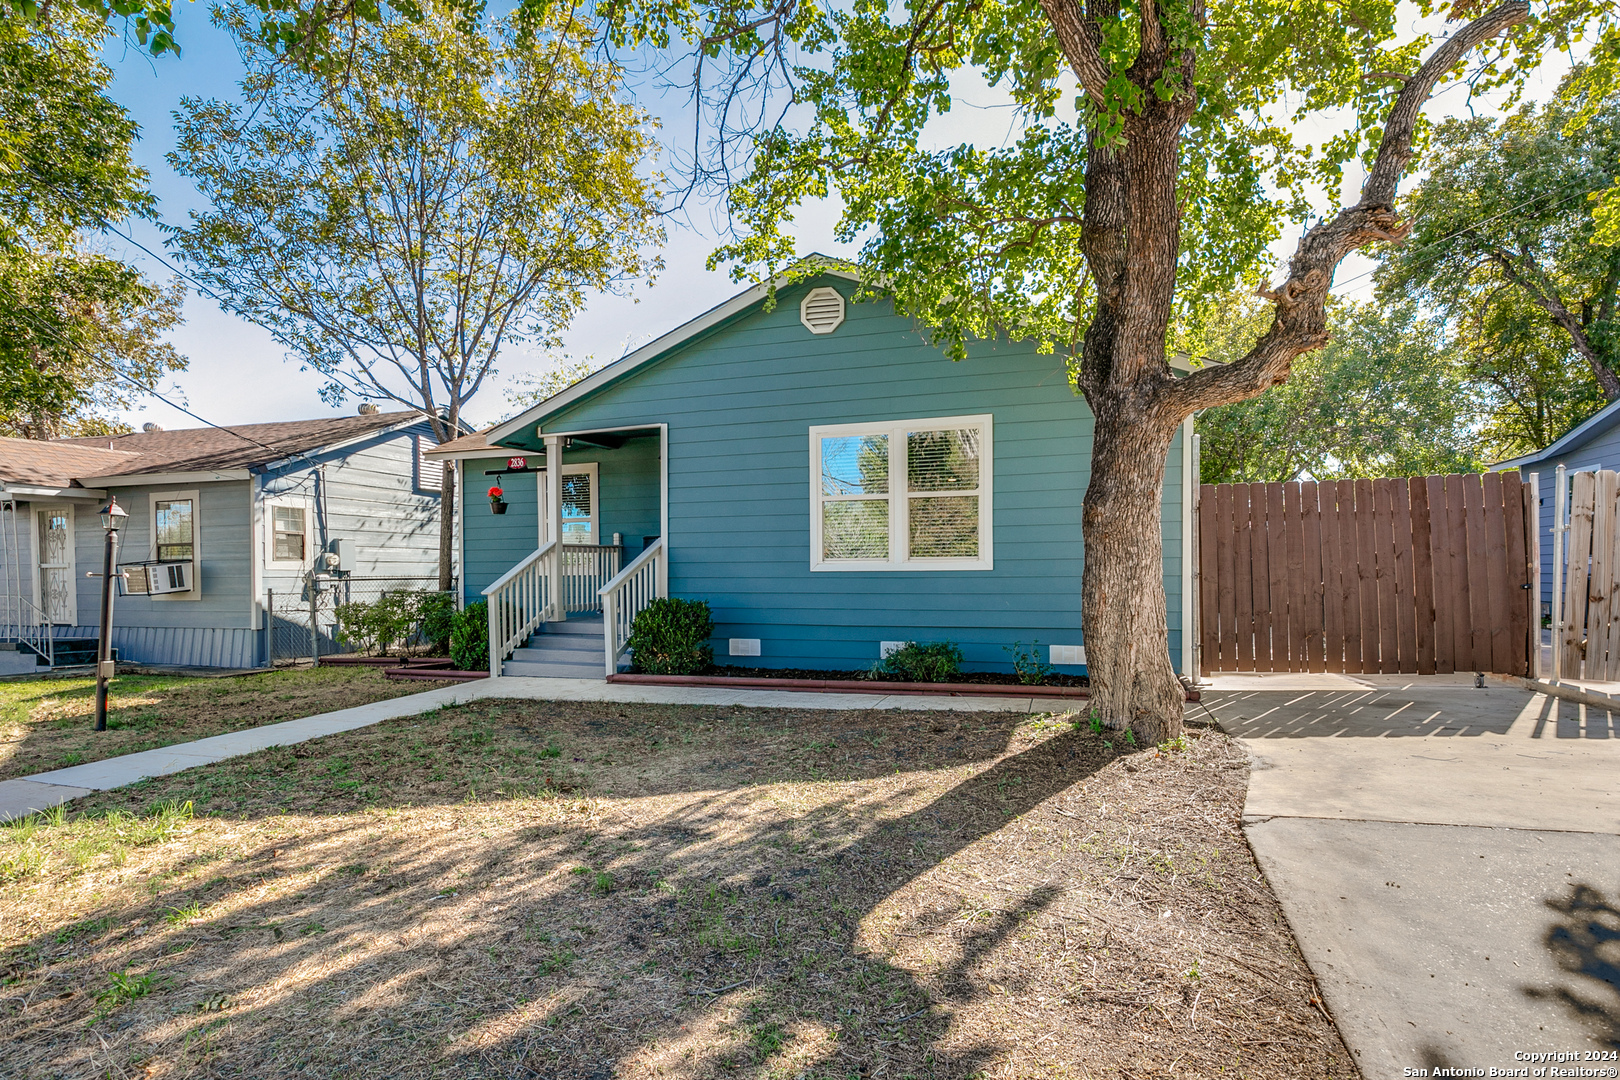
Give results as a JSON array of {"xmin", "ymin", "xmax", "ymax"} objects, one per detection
[
  {"xmin": 872, "ymin": 641, "xmax": 963, "ymax": 683},
  {"xmin": 627, "ymin": 598, "xmax": 715, "ymax": 676},
  {"xmin": 1378, "ymin": 78, "xmax": 1620, "ymax": 411},
  {"xmin": 168, "ymin": 2, "xmax": 661, "ymax": 437},
  {"xmin": 450, "ymin": 601, "xmax": 489, "ymax": 672},
  {"xmin": 0, "ymin": 12, "xmax": 186, "ymax": 439},
  {"xmin": 1192, "ymin": 295, "xmax": 1486, "ymax": 483},
  {"xmin": 94, "ymin": 970, "xmax": 163, "ymax": 1020},
  {"xmin": 334, "ymin": 589, "xmax": 453, "ymax": 656},
  {"xmin": 1004, "ymin": 640, "xmax": 1053, "ymax": 685}
]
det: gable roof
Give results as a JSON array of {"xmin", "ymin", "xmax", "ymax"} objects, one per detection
[
  {"xmin": 1, "ymin": 412, "xmax": 441, "ymax": 489},
  {"xmin": 486, "ymin": 262, "xmax": 862, "ymax": 445},
  {"xmin": 1493, "ymin": 397, "xmax": 1620, "ymax": 471}
]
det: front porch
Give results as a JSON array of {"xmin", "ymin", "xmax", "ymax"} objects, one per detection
[{"xmin": 445, "ymin": 424, "xmax": 667, "ymax": 679}]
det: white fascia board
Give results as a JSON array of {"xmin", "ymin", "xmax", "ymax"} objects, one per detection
[
  {"xmin": 81, "ymin": 469, "xmax": 252, "ymax": 487},
  {"xmin": 1491, "ymin": 398, "xmax": 1620, "ymax": 470},
  {"xmin": 0, "ymin": 484, "xmax": 108, "ymax": 500},
  {"xmin": 489, "ymin": 265, "xmax": 863, "ymax": 445}
]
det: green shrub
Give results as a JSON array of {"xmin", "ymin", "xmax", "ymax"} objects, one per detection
[
  {"xmin": 627, "ymin": 598, "xmax": 714, "ymax": 675},
  {"xmin": 334, "ymin": 589, "xmax": 455, "ymax": 656},
  {"xmin": 1005, "ymin": 640, "xmax": 1054, "ymax": 685},
  {"xmin": 872, "ymin": 640, "xmax": 963, "ymax": 683},
  {"xmin": 419, "ymin": 592, "xmax": 455, "ymax": 655},
  {"xmin": 451, "ymin": 601, "xmax": 490, "ymax": 672}
]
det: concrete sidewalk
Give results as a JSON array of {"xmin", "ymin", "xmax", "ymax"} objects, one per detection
[
  {"xmin": 1204, "ymin": 683, "xmax": 1620, "ymax": 1077},
  {"xmin": 0, "ymin": 675, "xmax": 1048, "ymax": 822}
]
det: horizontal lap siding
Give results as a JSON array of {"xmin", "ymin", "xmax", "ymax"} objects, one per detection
[
  {"xmin": 518, "ymin": 278, "xmax": 1186, "ymax": 673},
  {"xmin": 459, "ymin": 439, "xmax": 662, "ymax": 603}
]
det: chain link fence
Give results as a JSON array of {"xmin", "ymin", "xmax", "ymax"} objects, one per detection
[{"xmin": 267, "ymin": 576, "xmax": 455, "ymax": 664}]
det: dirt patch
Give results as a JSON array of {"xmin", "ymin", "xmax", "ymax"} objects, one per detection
[
  {"xmin": 0, "ymin": 701, "xmax": 1354, "ymax": 1078},
  {"xmin": 0, "ymin": 667, "xmax": 455, "ymax": 782}
]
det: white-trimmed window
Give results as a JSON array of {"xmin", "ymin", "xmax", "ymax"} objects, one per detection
[
  {"xmin": 149, "ymin": 489, "xmax": 201, "ymax": 600},
  {"xmin": 537, "ymin": 462, "xmax": 599, "ymax": 546},
  {"xmin": 266, "ymin": 497, "xmax": 313, "ymax": 565},
  {"xmin": 809, "ymin": 414, "xmax": 992, "ymax": 571}
]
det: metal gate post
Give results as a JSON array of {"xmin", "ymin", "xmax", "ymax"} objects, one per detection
[
  {"xmin": 267, "ymin": 589, "xmax": 275, "ymax": 666},
  {"xmin": 309, "ymin": 579, "xmax": 320, "ymax": 668},
  {"xmin": 1552, "ymin": 464, "xmax": 1566, "ymax": 683}
]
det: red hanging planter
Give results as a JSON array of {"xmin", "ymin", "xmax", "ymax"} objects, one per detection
[{"xmin": 488, "ymin": 485, "xmax": 507, "ymax": 514}]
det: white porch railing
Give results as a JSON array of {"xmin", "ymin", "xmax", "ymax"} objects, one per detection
[
  {"xmin": 561, "ymin": 543, "xmax": 623, "ymax": 615},
  {"xmin": 598, "ymin": 538, "xmax": 665, "ymax": 677},
  {"xmin": 482, "ymin": 539, "xmax": 558, "ymax": 677}
]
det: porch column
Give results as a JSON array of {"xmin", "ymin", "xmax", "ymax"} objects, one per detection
[{"xmin": 544, "ymin": 434, "xmax": 564, "ymax": 620}]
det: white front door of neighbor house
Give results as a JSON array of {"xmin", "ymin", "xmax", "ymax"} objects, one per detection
[{"xmin": 36, "ymin": 506, "xmax": 76, "ymax": 624}]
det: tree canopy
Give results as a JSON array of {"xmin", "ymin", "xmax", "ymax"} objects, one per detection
[
  {"xmin": 0, "ymin": 10, "xmax": 186, "ymax": 439},
  {"xmin": 1378, "ymin": 78, "xmax": 1620, "ymax": 401},
  {"xmin": 1193, "ymin": 296, "xmax": 1484, "ymax": 484},
  {"xmin": 168, "ymin": 1, "xmax": 662, "ymax": 583}
]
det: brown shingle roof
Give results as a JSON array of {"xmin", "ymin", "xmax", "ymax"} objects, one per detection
[
  {"xmin": 53, "ymin": 412, "xmax": 428, "ymax": 477},
  {"xmin": 0, "ymin": 438, "xmax": 140, "ymax": 487},
  {"xmin": 424, "ymin": 428, "xmax": 497, "ymax": 456},
  {"xmin": 1, "ymin": 412, "xmax": 433, "ymax": 487}
]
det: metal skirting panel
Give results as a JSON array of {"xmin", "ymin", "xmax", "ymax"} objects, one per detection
[{"xmin": 105, "ymin": 626, "xmax": 258, "ymax": 669}]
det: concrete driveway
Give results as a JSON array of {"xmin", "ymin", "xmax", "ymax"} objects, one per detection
[{"xmin": 1203, "ymin": 680, "xmax": 1620, "ymax": 1078}]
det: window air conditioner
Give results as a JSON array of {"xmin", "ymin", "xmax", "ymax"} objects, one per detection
[{"xmin": 118, "ymin": 562, "xmax": 194, "ymax": 595}]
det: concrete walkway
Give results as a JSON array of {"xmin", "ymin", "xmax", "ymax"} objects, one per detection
[
  {"xmin": 0, "ymin": 675, "xmax": 1049, "ymax": 822},
  {"xmin": 1203, "ymin": 681, "xmax": 1620, "ymax": 1077}
]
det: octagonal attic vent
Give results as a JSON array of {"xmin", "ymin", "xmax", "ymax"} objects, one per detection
[{"xmin": 800, "ymin": 287, "xmax": 846, "ymax": 334}]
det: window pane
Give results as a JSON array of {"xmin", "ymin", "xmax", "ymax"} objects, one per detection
[
  {"xmin": 907, "ymin": 429, "xmax": 979, "ymax": 492},
  {"xmin": 561, "ymin": 473, "xmax": 592, "ymax": 518},
  {"xmin": 274, "ymin": 532, "xmax": 305, "ymax": 560},
  {"xmin": 823, "ymin": 499, "xmax": 889, "ymax": 560},
  {"xmin": 272, "ymin": 505, "xmax": 304, "ymax": 532},
  {"xmin": 156, "ymin": 499, "xmax": 194, "ymax": 562},
  {"xmin": 909, "ymin": 496, "xmax": 978, "ymax": 558},
  {"xmin": 560, "ymin": 520, "xmax": 593, "ymax": 542},
  {"xmin": 821, "ymin": 435, "xmax": 888, "ymax": 495}
]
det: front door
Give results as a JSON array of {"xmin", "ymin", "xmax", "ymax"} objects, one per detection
[
  {"xmin": 36, "ymin": 506, "xmax": 76, "ymax": 624},
  {"xmin": 537, "ymin": 464, "xmax": 599, "ymax": 546}
]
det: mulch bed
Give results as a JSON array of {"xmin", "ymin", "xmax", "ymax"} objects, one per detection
[{"xmin": 2, "ymin": 701, "xmax": 1351, "ymax": 1078}]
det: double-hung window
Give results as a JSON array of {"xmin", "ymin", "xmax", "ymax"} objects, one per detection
[
  {"xmin": 810, "ymin": 414, "xmax": 992, "ymax": 571},
  {"xmin": 155, "ymin": 498, "xmax": 195, "ymax": 562},
  {"xmin": 271, "ymin": 505, "xmax": 308, "ymax": 562}
]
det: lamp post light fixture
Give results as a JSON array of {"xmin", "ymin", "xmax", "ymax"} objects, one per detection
[{"xmin": 93, "ymin": 496, "xmax": 127, "ymax": 732}]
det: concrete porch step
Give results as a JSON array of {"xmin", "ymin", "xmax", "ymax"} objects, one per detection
[{"xmin": 501, "ymin": 658, "xmax": 604, "ymax": 679}]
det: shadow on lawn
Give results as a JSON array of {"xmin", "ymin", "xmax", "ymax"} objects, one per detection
[{"xmin": 4, "ymin": 704, "xmax": 1142, "ymax": 1078}]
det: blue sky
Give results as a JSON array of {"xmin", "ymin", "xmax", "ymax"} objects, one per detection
[{"xmin": 96, "ymin": 8, "xmax": 1574, "ymax": 434}]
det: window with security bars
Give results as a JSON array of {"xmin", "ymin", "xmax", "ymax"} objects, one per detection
[{"xmin": 810, "ymin": 415, "xmax": 992, "ymax": 570}]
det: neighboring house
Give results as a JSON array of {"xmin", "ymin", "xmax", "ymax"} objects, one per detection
[
  {"xmin": 430, "ymin": 267, "xmax": 1197, "ymax": 679},
  {"xmin": 0, "ymin": 411, "xmax": 454, "ymax": 672},
  {"xmin": 1495, "ymin": 396, "xmax": 1620, "ymax": 615}
]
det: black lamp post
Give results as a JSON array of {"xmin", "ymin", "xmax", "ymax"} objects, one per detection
[{"xmin": 93, "ymin": 496, "xmax": 127, "ymax": 732}]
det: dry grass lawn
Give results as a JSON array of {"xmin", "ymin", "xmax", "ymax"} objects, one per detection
[
  {"xmin": 0, "ymin": 700, "xmax": 1355, "ymax": 1079},
  {"xmin": 0, "ymin": 667, "xmax": 454, "ymax": 782}
]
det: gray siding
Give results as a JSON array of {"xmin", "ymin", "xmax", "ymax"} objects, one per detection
[
  {"xmin": 1518, "ymin": 423, "xmax": 1620, "ymax": 608},
  {"xmin": 493, "ymin": 277, "xmax": 1188, "ymax": 674}
]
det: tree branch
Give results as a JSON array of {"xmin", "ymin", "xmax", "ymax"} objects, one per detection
[{"xmin": 1036, "ymin": 0, "xmax": 1111, "ymax": 105}]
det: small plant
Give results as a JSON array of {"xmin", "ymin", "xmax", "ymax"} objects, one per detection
[
  {"xmin": 872, "ymin": 640, "xmax": 963, "ymax": 683},
  {"xmin": 1086, "ymin": 711, "xmax": 1105, "ymax": 735},
  {"xmin": 1123, "ymin": 729, "xmax": 1137, "ymax": 748},
  {"xmin": 450, "ymin": 601, "xmax": 490, "ymax": 672},
  {"xmin": 538, "ymin": 739, "xmax": 562, "ymax": 759},
  {"xmin": 488, "ymin": 484, "xmax": 507, "ymax": 513},
  {"xmin": 95, "ymin": 971, "xmax": 163, "ymax": 1020},
  {"xmin": 593, "ymin": 871, "xmax": 614, "ymax": 895},
  {"xmin": 538, "ymin": 947, "xmax": 576, "ymax": 974},
  {"xmin": 1004, "ymin": 640, "xmax": 1053, "ymax": 685},
  {"xmin": 1158, "ymin": 735, "xmax": 1190, "ymax": 754},
  {"xmin": 1186, "ymin": 957, "xmax": 1202, "ymax": 980},
  {"xmin": 627, "ymin": 598, "xmax": 715, "ymax": 676},
  {"xmin": 419, "ymin": 592, "xmax": 456, "ymax": 655},
  {"xmin": 335, "ymin": 589, "xmax": 449, "ymax": 656},
  {"xmin": 60, "ymin": 751, "xmax": 85, "ymax": 766},
  {"xmin": 164, "ymin": 902, "xmax": 203, "ymax": 925}
]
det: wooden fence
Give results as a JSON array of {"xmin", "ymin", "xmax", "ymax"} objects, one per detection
[
  {"xmin": 1556, "ymin": 469, "xmax": 1620, "ymax": 680},
  {"xmin": 1197, "ymin": 473, "xmax": 1537, "ymax": 675}
]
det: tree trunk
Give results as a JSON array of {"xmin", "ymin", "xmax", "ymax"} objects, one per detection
[
  {"xmin": 1081, "ymin": 402, "xmax": 1185, "ymax": 744},
  {"xmin": 437, "ymin": 456, "xmax": 456, "ymax": 592}
]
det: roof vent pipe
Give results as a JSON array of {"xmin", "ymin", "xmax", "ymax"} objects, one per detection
[
  {"xmin": 141, "ymin": 422, "xmax": 162, "ymax": 433},
  {"xmin": 357, "ymin": 403, "xmax": 379, "ymax": 415}
]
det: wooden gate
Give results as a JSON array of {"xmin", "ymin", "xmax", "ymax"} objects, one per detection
[
  {"xmin": 1196, "ymin": 474, "xmax": 1537, "ymax": 675},
  {"xmin": 1555, "ymin": 469, "xmax": 1620, "ymax": 680}
]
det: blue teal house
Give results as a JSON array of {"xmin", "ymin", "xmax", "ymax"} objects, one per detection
[{"xmin": 430, "ymin": 267, "xmax": 1196, "ymax": 679}]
